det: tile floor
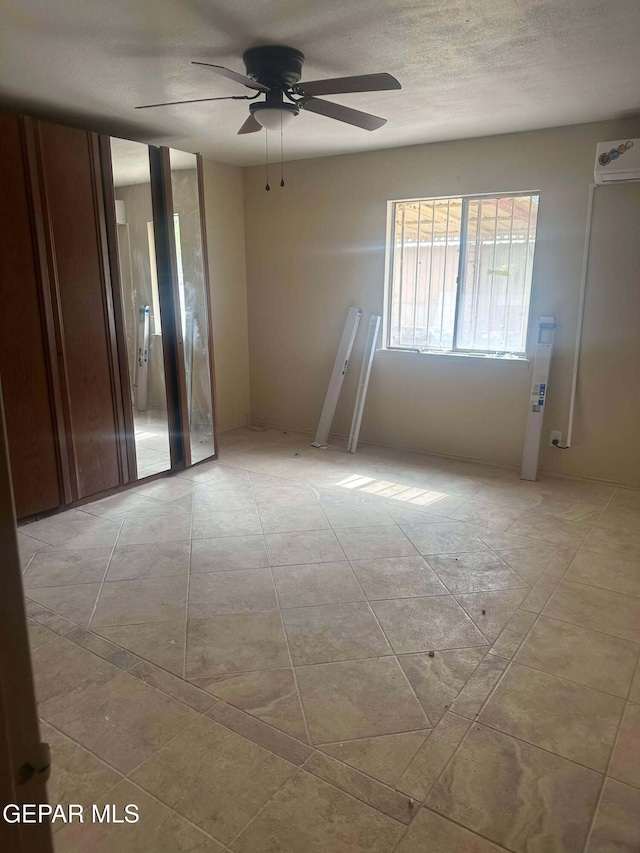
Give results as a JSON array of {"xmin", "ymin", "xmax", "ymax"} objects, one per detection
[
  {"xmin": 18, "ymin": 427, "xmax": 640, "ymax": 852},
  {"xmin": 134, "ymin": 409, "xmax": 216, "ymax": 476},
  {"xmin": 133, "ymin": 410, "xmax": 172, "ymax": 477}
]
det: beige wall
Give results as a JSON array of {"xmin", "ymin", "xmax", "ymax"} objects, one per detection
[
  {"xmin": 244, "ymin": 119, "xmax": 640, "ymax": 487},
  {"xmin": 202, "ymin": 159, "xmax": 250, "ymax": 433}
]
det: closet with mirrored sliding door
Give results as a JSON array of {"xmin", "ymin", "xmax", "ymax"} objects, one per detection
[{"xmin": 0, "ymin": 107, "xmax": 218, "ymax": 520}]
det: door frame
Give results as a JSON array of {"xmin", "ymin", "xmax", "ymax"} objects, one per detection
[{"xmin": 0, "ymin": 379, "xmax": 53, "ymax": 853}]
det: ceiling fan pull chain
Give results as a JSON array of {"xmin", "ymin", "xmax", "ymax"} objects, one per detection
[
  {"xmin": 265, "ymin": 130, "xmax": 270, "ymax": 191},
  {"xmin": 280, "ymin": 110, "xmax": 285, "ymax": 187}
]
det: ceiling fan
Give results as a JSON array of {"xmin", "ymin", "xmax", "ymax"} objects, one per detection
[{"xmin": 136, "ymin": 45, "xmax": 401, "ymax": 134}]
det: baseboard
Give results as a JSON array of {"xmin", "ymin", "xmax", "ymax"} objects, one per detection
[
  {"xmin": 217, "ymin": 421, "xmax": 252, "ymax": 433},
  {"xmin": 243, "ymin": 420, "xmax": 638, "ymax": 491}
]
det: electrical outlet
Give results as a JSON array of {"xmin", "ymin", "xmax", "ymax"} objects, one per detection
[{"xmin": 550, "ymin": 430, "xmax": 563, "ymax": 447}]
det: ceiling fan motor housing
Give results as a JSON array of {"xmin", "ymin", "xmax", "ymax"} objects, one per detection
[
  {"xmin": 249, "ymin": 99, "xmax": 300, "ymax": 130},
  {"xmin": 243, "ymin": 45, "xmax": 305, "ymax": 89}
]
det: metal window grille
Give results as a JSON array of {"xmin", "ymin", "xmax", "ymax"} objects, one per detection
[{"xmin": 387, "ymin": 193, "xmax": 539, "ymax": 355}]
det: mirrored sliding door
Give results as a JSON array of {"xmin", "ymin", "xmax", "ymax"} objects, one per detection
[
  {"xmin": 102, "ymin": 137, "xmax": 217, "ymax": 481},
  {"xmin": 168, "ymin": 149, "xmax": 216, "ymax": 463},
  {"xmin": 107, "ymin": 139, "xmax": 172, "ymax": 477}
]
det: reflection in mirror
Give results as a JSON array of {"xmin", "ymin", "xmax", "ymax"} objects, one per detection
[
  {"xmin": 109, "ymin": 138, "xmax": 171, "ymax": 477},
  {"xmin": 169, "ymin": 149, "xmax": 216, "ymax": 463}
]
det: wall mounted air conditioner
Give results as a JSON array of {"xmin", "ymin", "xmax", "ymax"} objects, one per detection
[{"xmin": 595, "ymin": 139, "xmax": 640, "ymax": 184}]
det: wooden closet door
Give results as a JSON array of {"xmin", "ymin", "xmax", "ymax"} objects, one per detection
[
  {"xmin": 36, "ymin": 121, "xmax": 125, "ymax": 499},
  {"xmin": 0, "ymin": 112, "xmax": 63, "ymax": 517}
]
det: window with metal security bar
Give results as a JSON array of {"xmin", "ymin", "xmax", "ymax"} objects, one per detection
[{"xmin": 386, "ymin": 193, "xmax": 539, "ymax": 356}]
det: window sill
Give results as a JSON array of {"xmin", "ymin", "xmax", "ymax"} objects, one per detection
[{"xmin": 378, "ymin": 347, "xmax": 531, "ymax": 363}]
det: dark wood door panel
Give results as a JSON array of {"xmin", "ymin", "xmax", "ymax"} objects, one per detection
[
  {"xmin": 37, "ymin": 121, "xmax": 122, "ymax": 498},
  {"xmin": 0, "ymin": 112, "xmax": 62, "ymax": 517}
]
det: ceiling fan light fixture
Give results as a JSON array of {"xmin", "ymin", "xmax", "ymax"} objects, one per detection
[{"xmin": 250, "ymin": 102, "xmax": 299, "ymax": 130}]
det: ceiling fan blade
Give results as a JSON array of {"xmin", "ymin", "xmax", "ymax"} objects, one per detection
[
  {"xmin": 298, "ymin": 73, "xmax": 401, "ymax": 96},
  {"xmin": 192, "ymin": 61, "xmax": 269, "ymax": 92},
  {"xmin": 238, "ymin": 113, "xmax": 262, "ymax": 134},
  {"xmin": 136, "ymin": 95, "xmax": 245, "ymax": 109},
  {"xmin": 301, "ymin": 97, "xmax": 387, "ymax": 131}
]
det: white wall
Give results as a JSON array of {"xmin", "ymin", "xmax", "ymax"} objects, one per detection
[
  {"xmin": 243, "ymin": 119, "xmax": 640, "ymax": 487},
  {"xmin": 201, "ymin": 159, "xmax": 250, "ymax": 433}
]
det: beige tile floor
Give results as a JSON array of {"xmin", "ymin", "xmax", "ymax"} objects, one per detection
[
  {"xmin": 17, "ymin": 427, "xmax": 640, "ymax": 852},
  {"xmin": 134, "ymin": 409, "xmax": 216, "ymax": 476}
]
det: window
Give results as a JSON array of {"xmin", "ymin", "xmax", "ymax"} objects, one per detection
[{"xmin": 386, "ymin": 193, "xmax": 539, "ymax": 356}]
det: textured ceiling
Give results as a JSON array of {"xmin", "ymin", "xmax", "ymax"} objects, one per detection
[{"xmin": 1, "ymin": 0, "xmax": 639, "ymax": 166}]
